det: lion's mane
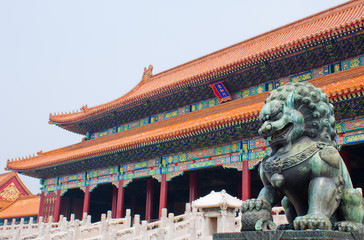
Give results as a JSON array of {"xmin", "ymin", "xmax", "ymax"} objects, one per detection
[{"xmin": 265, "ymin": 82, "xmax": 337, "ymax": 148}]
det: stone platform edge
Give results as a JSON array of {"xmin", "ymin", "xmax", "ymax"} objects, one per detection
[{"xmin": 213, "ymin": 230, "xmax": 364, "ymax": 240}]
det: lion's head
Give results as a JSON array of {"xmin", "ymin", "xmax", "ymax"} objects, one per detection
[{"xmin": 258, "ymin": 82, "xmax": 337, "ymax": 153}]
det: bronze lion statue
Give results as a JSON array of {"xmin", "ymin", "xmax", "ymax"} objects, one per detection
[{"xmin": 241, "ymin": 82, "xmax": 364, "ymax": 232}]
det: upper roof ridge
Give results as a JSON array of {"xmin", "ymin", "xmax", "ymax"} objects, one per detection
[{"xmin": 48, "ymin": 0, "xmax": 364, "ymax": 127}]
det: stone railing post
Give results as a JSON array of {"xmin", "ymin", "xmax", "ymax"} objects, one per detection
[
  {"xmin": 86, "ymin": 215, "xmax": 92, "ymax": 226},
  {"xmin": 160, "ymin": 208, "xmax": 168, "ymax": 228},
  {"xmin": 166, "ymin": 213, "xmax": 175, "ymax": 239},
  {"xmin": 28, "ymin": 217, "xmax": 34, "ymax": 235},
  {"xmin": 185, "ymin": 203, "xmax": 191, "ymax": 220},
  {"xmin": 125, "ymin": 209, "xmax": 131, "ymax": 228},
  {"xmin": 13, "ymin": 228, "xmax": 20, "ymax": 240},
  {"xmin": 69, "ymin": 214, "xmax": 75, "ymax": 227},
  {"xmin": 38, "ymin": 218, "xmax": 45, "ymax": 237},
  {"xmin": 101, "ymin": 213, "xmax": 109, "ymax": 239},
  {"xmin": 11, "ymin": 219, "xmax": 16, "ymax": 230},
  {"xmin": 60, "ymin": 216, "xmax": 68, "ymax": 232},
  {"xmin": 133, "ymin": 214, "xmax": 141, "ymax": 237},
  {"xmin": 141, "ymin": 220, "xmax": 148, "ymax": 240},
  {"xmin": 107, "ymin": 210, "xmax": 112, "ymax": 222},
  {"xmin": 189, "ymin": 216, "xmax": 197, "ymax": 240},
  {"xmin": 81, "ymin": 212, "xmax": 87, "ymax": 226},
  {"xmin": 74, "ymin": 220, "xmax": 81, "ymax": 240},
  {"xmin": 45, "ymin": 216, "xmax": 53, "ymax": 239}
]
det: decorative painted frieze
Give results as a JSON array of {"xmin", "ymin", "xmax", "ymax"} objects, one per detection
[
  {"xmin": 336, "ymin": 117, "xmax": 364, "ymax": 134},
  {"xmin": 191, "ymin": 98, "xmax": 219, "ymax": 112},
  {"xmin": 337, "ymin": 129, "xmax": 364, "ymax": 146},
  {"xmin": 88, "ymin": 54, "xmax": 364, "ymax": 141},
  {"xmin": 162, "ymin": 143, "xmax": 240, "ymax": 166},
  {"xmin": 87, "ymin": 166, "xmax": 118, "ymax": 179},
  {"xmin": 42, "ymin": 115, "xmax": 364, "ymax": 193}
]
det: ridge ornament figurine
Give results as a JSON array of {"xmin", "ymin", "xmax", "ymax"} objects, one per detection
[{"xmin": 241, "ymin": 82, "xmax": 364, "ymax": 232}]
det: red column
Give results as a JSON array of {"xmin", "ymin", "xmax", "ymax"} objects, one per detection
[
  {"xmin": 116, "ymin": 180, "xmax": 125, "ymax": 218},
  {"xmin": 54, "ymin": 190, "xmax": 62, "ymax": 222},
  {"xmin": 159, "ymin": 174, "xmax": 168, "ymax": 218},
  {"xmin": 145, "ymin": 179, "xmax": 154, "ymax": 221},
  {"xmin": 38, "ymin": 192, "xmax": 45, "ymax": 221},
  {"xmin": 189, "ymin": 173, "xmax": 197, "ymax": 203},
  {"xmin": 83, "ymin": 186, "xmax": 90, "ymax": 215},
  {"xmin": 340, "ymin": 150, "xmax": 351, "ymax": 175},
  {"xmin": 112, "ymin": 185, "xmax": 118, "ymax": 218},
  {"xmin": 242, "ymin": 160, "xmax": 251, "ymax": 201}
]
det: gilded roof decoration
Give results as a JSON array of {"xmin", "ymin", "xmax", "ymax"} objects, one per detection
[
  {"xmin": 0, "ymin": 183, "xmax": 23, "ymax": 201},
  {"xmin": 142, "ymin": 65, "xmax": 153, "ymax": 83}
]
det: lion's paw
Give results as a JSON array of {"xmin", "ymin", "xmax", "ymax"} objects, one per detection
[
  {"xmin": 293, "ymin": 214, "xmax": 332, "ymax": 230},
  {"xmin": 255, "ymin": 218, "xmax": 277, "ymax": 231},
  {"xmin": 241, "ymin": 198, "xmax": 269, "ymax": 213},
  {"xmin": 335, "ymin": 221, "xmax": 364, "ymax": 233}
]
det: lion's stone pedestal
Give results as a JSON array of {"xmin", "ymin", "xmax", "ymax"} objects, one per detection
[{"xmin": 213, "ymin": 230, "xmax": 364, "ymax": 240}]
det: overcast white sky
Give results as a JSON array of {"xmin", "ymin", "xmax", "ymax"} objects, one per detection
[{"xmin": 0, "ymin": 0, "xmax": 348, "ymax": 194}]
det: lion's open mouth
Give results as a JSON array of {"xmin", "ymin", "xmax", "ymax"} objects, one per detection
[{"xmin": 270, "ymin": 122, "xmax": 293, "ymax": 145}]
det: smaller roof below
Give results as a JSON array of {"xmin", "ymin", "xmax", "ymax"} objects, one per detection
[
  {"xmin": 192, "ymin": 190, "xmax": 242, "ymax": 210},
  {"xmin": 0, "ymin": 195, "xmax": 40, "ymax": 219}
]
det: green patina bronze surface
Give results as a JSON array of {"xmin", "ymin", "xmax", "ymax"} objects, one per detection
[{"xmin": 241, "ymin": 82, "xmax": 364, "ymax": 233}]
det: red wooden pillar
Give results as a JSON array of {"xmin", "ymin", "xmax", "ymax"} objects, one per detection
[
  {"xmin": 159, "ymin": 174, "xmax": 168, "ymax": 219},
  {"xmin": 145, "ymin": 179, "xmax": 154, "ymax": 221},
  {"xmin": 54, "ymin": 190, "xmax": 62, "ymax": 222},
  {"xmin": 116, "ymin": 180, "xmax": 125, "ymax": 218},
  {"xmin": 83, "ymin": 186, "xmax": 90, "ymax": 215},
  {"xmin": 112, "ymin": 185, "xmax": 118, "ymax": 218},
  {"xmin": 340, "ymin": 150, "xmax": 351, "ymax": 175},
  {"xmin": 189, "ymin": 173, "xmax": 197, "ymax": 203},
  {"xmin": 38, "ymin": 192, "xmax": 45, "ymax": 221},
  {"xmin": 242, "ymin": 160, "xmax": 251, "ymax": 201}
]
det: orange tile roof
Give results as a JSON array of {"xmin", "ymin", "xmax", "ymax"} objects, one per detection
[
  {"xmin": 0, "ymin": 200, "xmax": 12, "ymax": 211},
  {"xmin": 8, "ymin": 66, "xmax": 364, "ymax": 172},
  {"xmin": 49, "ymin": 0, "xmax": 364, "ymax": 125},
  {"xmin": 0, "ymin": 173, "xmax": 13, "ymax": 186},
  {"xmin": 0, "ymin": 195, "xmax": 40, "ymax": 219}
]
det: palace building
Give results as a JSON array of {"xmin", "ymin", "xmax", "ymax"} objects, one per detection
[{"xmin": 6, "ymin": 0, "xmax": 364, "ymax": 223}]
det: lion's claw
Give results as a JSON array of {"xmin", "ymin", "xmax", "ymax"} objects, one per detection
[
  {"xmin": 255, "ymin": 219, "xmax": 277, "ymax": 231},
  {"xmin": 336, "ymin": 221, "xmax": 363, "ymax": 233},
  {"xmin": 241, "ymin": 199, "xmax": 269, "ymax": 213},
  {"xmin": 294, "ymin": 214, "xmax": 331, "ymax": 230}
]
